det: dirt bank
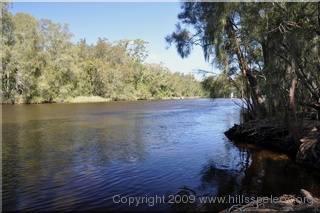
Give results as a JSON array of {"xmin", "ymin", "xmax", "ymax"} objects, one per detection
[{"xmin": 224, "ymin": 119, "xmax": 320, "ymax": 170}]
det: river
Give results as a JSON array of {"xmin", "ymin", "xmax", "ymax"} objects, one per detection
[{"xmin": 3, "ymin": 98, "xmax": 320, "ymax": 211}]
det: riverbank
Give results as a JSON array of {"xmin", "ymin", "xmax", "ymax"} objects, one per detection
[
  {"xmin": 1, "ymin": 95, "xmax": 203, "ymax": 105},
  {"xmin": 224, "ymin": 119, "xmax": 320, "ymax": 170}
]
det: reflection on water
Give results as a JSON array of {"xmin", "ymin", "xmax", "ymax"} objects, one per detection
[{"xmin": 3, "ymin": 99, "xmax": 320, "ymax": 212}]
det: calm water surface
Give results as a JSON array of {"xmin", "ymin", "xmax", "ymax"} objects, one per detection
[{"xmin": 3, "ymin": 99, "xmax": 320, "ymax": 211}]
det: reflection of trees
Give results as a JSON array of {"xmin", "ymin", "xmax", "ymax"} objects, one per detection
[
  {"xmin": 2, "ymin": 113, "xmax": 150, "ymax": 211},
  {"xmin": 170, "ymin": 142, "xmax": 320, "ymax": 212},
  {"xmin": 3, "ymin": 120, "xmax": 77, "ymax": 211},
  {"xmin": 2, "ymin": 123, "xmax": 26, "ymax": 211},
  {"xmin": 95, "ymin": 114, "xmax": 149, "ymax": 164},
  {"xmin": 235, "ymin": 143, "xmax": 320, "ymax": 198}
]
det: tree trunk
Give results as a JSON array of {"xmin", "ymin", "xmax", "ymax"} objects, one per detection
[
  {"xmin": 288, "ymin": 58, "xmax": 299, "ymax": 144},
  {"xmin": 227, "ymin": 18, "xmax": 267, "ymax": 119},
  {"xmin": 289, "ymin": 58, "xmax": 297, "ymax": 122}
]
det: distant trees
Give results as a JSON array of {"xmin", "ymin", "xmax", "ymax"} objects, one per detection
[
  {"xmin": 1, "ymin": 3, "xmax": 204, "ymax": 104},
  {"xmin": 167, "ymin": 2, "xmax": 319, "ymax": 126},
  {"xmin": 202, "ymin": 73, "xmax": 242, "ymax": 99}
]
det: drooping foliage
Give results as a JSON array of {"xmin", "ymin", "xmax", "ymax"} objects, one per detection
[{"xmin": 167, "ymin": 2, "xmax": 320, "ymax": 126}]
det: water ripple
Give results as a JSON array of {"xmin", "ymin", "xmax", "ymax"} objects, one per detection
[{"xmin": 3, "ymin": 99, "xmax": 320, "ymax": 211}]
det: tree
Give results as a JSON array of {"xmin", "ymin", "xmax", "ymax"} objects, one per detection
[
  {"xmin": 1, "ymin": 2, "xmax": 15, "ymax": 103},
  {"xmin": 37, "ymin": 18, "xmax": 76, "ymax": 101},
  {"xmin": 167, "ymin": 2, "xmax": 319, "ymax": 123},
  {"xmin": 166, "ymin": 2, "xmax": 268, "ymax": 118},
  {"xmin": 2, "ymin": 11, "xmax": 40, "ymax": 103},
  {"xmin": 264, "ymin": 3, "xmax": 319, "ymax": 141}
]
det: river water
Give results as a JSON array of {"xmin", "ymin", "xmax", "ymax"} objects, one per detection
[{"xmin": 3, "ymin": 98, "xmax": 320, "ymax": 211}]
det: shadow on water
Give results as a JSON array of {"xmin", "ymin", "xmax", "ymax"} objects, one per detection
[
  {"xmin": 170, "ymin": 141, "xmax": 320, "ymax": 212},
  {"xmin": 234, "ymin": 142, "xmax": 320, "ymax": 197}
]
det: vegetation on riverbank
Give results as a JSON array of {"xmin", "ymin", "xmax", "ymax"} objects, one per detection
[
  {"xmin": 1, "ymin": 3, "xmax": 205, "ymax": 104},
  {"xmin": 167, "ymin": 2, "xmax": 320, "ymax": 169}
]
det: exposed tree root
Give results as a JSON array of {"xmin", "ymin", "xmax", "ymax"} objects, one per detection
[{"xmin": 224, "ymin": 119, "xmax": 320, "ymax": 170}]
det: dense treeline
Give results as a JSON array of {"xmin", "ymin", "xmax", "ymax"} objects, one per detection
[
  {"xmin": 1, "ymin": 3, "xmax": 205, "ymax": 104},
  {"xmin": 167, "ymin": 2, "xmax": 320, "ymax": 127}
]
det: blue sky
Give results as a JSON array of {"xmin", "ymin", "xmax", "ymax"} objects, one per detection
[{"xmin": 10, "ymin": 2, "xmax": 219, "ymax": 80}]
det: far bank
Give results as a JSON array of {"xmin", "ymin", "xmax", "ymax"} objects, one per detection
[{"xmin": 1, "ymin": 95, "xmax": 204, "ymax": 105}]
